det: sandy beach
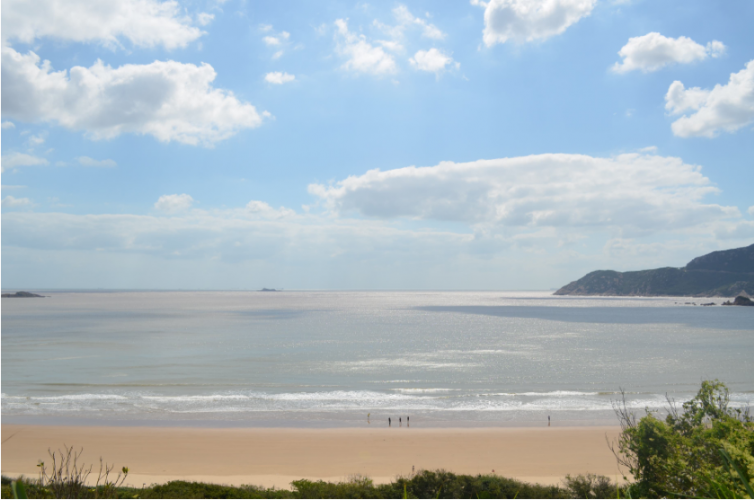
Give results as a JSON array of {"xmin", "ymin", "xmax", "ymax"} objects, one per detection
[{"xmin": 2, "ymin": 425, "xmax": 625, "ymax": 489}]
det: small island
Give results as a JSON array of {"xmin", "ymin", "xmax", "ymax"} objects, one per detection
[
  {"xmin": 555, "ymin": 243, "xmax": 754, "ymax": 297},
  {"xmin": 260, "ymin": 288, "xmax": 279, "ymax": 292},
  {"xmin": 1, "ymin": 291, "xmax": 46, "ymax": 298}
]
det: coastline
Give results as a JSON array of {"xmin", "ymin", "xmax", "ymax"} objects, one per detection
[{"xmin": 1, "ymin": 424, "xmax": 625, "ymax": 489}]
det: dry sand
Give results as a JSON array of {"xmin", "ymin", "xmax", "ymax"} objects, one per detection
[{"xmin": 2, "ymin": 425, "xmax": 626, "ymax": 489}]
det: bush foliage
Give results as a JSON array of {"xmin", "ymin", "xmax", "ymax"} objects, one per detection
[{"xmin": 613, "ymin": 379, "xmax": 754, "ymax": 498}]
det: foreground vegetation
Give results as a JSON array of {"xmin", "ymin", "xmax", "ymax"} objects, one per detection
[
  {"xmin": 613, "ymin": 379, "xmax": 754, "ymax": 498},
  {"xmin": 3, "ymin": 380, "xmax": 752, "ymax": 499},
  {"xmin": 2, "ymin": 471, "xmax": 603, "ymax": 499}
]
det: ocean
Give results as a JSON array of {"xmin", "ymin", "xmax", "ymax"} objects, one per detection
[{"xmin": 2, "ymin": 291, "xmax": 752, "ymax": 427}]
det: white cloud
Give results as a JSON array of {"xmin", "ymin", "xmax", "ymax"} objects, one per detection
[
  {"xmin": 1, "ymin": 152, "xmax": 49, "ymax": 172},
  {"xmin": 246, "ymin": 200, "xmax": 295, "ymax": 218},
  {"xmin": 77, "ymin": 156, "xmax": 117, "ymax": 168},
  {"xmin": 1, "ymin": 46, "xmax": 267, "ymax": 146},
  {"xmin": 309, "ymin": 153, "xmax": 738, "ymax": 233},
  {"xmin": 665, "ymin": 60, "xmax": 754, "ymax": 138},
  {"xmin": 4, "ymin": 195, "xmax": 750, "ymax": 289},
  {"xmin": 410, "ymin": 48, "xmax": 458, "ymax": 74},
  {"xmin": 749, "ymin": 206, "xmax": 754, "ymax": 217},
  {"xmin": 27, "ymin": 134, "xmax": 46, "ymax": 146},
  {"xmin": 473, "ymin": 0, "xmax": 596, "ymax": 46},
  {"xmin": 197, "ymin": 13, "xmax": 214, "ymax": 26},
  {"xmin": 391, "ymin": 5, "xmax": 445, "ymax": 40},
  {"xmin": 2, "ymin": 195, "xmax": 33, "ymax": 208},
  {"xmin": 265, "ymin": 72, "xmax": 295, "ymax": 84},
  {"xmin": 613, "ymin": 33, "xmax": 725, "ymax": 73},
  {"xmin": 154, "ymin": 194, "xmax": 194, "ymax": 213},
  {"xmin": 2, "ymin": 0, "xmax": 203, "ymax": 50},
  {"xmin": 261, "ymin": 28, "xmax": 291, "ymax": 58},
  {"xmin": 2, "ymin": 121, "xmax": 15, "ymax": 129},
  {"xmin": 334, "ymin": 19, "xmax": 397, "ymax": 75}
]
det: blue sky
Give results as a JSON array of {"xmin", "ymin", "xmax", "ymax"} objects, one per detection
[{"xmin": 2, "ymin": 0, "xmax": 753, "ymax": 290}]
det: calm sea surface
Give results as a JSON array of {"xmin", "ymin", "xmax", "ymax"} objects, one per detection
[{"xmin": 2, "ymin": 291, "xmax": 752, "ymax": 427}]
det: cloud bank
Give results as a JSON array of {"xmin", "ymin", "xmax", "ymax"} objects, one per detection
[{"xmin": 309, "ymin": 153, "xmax": 737, "ymax": 233}]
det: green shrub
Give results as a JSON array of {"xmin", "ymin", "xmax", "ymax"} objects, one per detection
[
  {"xmin": 563, "ymin": 473, "xmax": 618, "ymax": 499},
  {"xmin": 613, "ymin": 380, "xmax": 754, "ymax": 498}
]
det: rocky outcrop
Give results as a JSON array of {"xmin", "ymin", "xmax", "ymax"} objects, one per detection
[{"xmin": 722, "ymin": 295, "xmax": 754, "ymax": 306}]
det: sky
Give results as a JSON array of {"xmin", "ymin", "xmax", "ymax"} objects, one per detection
[{"xmin": 1, "ymin": 0, "xmax": 753, "ymax": 290}]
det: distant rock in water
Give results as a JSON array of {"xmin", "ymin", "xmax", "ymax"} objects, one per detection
[
  {"xmin": 1, "ymin": 291, "xmax": 45, "ymax": 298},
  {"xmin": 722, "ymin": 295, "xmax": 754, "ymax": 306},
  {"xmin": 260, "ymin": 288, "xmax": 279, "ymax": 292},
  {"xmin": 555, "ymin": 243, "xmax": 754, "ymax": 297}
]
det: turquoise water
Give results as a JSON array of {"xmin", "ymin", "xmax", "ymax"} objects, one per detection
[{"xmin": 2, "ymin": 291, "xmax": 752, "ymax": 427}]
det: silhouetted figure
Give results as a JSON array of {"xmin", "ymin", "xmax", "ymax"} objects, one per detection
[
  {"xmin": 407, "ymin": 416, "xmax": 409, "ymax": 427},
  {"xmin": 399, "ymin": 417, "xmax": 402, "ymax": 426},
  {"xmin": 548, "ymin": 415, "xmax": 550, "ymax": 427},
  {"xmin": 389, "ymin": 417, "xmax": 391, "ymax": 427}
]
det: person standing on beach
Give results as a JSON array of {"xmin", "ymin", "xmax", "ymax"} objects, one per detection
[
  {"xmin": 407, "ymin": 416, "xmax": 409, "ymax": 427},
  {"xmin": 389, "ymin": 417, "xmax": 391, "ymax": 427},
  {"xmin": 399, "ymin": 417, "xmax": 402, "ymax": 426},
  {"xmin": 548, "ymin": 415, "xmax": 550, "ymax": 427}
]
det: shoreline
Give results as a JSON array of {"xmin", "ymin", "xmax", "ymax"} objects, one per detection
[{"xmin": 2, "ymin": 424, "xmax": 626, "ymax": 489}]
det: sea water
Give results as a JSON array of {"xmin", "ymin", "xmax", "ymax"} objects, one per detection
[{"xmin": 1, "ymin": 291, "xmax": 752, "ymax": 427}]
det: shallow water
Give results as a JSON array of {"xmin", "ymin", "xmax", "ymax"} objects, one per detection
[{"xmin": 2, "ymin": 291, "xmax": 752, "ymax": 427}]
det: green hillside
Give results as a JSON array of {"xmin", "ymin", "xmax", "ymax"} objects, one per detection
[{"xmin": 555, "ymin": 244, "xmax": 754, "ymax": 297}]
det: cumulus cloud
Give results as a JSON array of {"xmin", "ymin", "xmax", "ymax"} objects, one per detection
[
  {"xmin": 613, "ymin": 33, "xmax": 725, "ymax": 73},
  {"xmin": 77, "ymin": 156, "xmax": 117, "ymax": 168},
  {"xmin": 1, "ymin": 46, "xmax": 267, "ymax": 146},
  {"xmin": 265, "ymin": 72, "xmax": 295, "ymax": 84},
  {"xmin": 2, "ymin": 195, "xmax": 33, "ymax": 208},
  {"xmin": 309, "ymin": 153, "xmax": 738, "ymax": 233},
  {"xmin": 472, "ymin": 0, "xmax": 596, "ymax": 46},
  {"xmin": 410, "ymin": 48, "xmax": 458, "ymax": 74},
  {"xmin": 2, "ymin": 121, "xmax": 15, "ymax": 129},
  {"xmin": 2, "ymin": 0, "xmax": 203, "ymax": 49},
  {"xmin": 1, "ymin": 152, "xmax": 49, "ymax": 172},
  {"xmin": 334, "ymin": 19, "xmax": 397, "ymax": 75},
  {"xmin": 749, "ymin": 206, "xmax": 754, "ymax": 217},
  {"xmin": 665, "ymin": 60, "xmax": 754, "ymax": 138},
  {"xmin": 154, "ymin": 194, "xmax": 194, "ymax": 213}
]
